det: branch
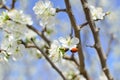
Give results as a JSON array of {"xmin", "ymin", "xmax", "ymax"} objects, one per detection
[
  {"xmin": 69, "ymin": 27, "xmax": 73, "ymax": 38},
  {"xmin": 31, "ymin": 38, "xmax": 66, "ymax": 80},
  {"xmin": 0, "ymin": 5, "xmax": 10, "ymax": 10},
  {"xmin": 56, "ymin": 8, "xmax": 67, "ymax": 13},
  {"xmin": 80, "ymin": 0, "xmax": 113, "ymax": 80},
  {"xmin": 64, "ymin": 0, "xmax": 90, "ymax": 80},
  {"xmin": 19, "ymin": 40, "xmax": 36, "ymax": 48},
  {"xmin": 0, "ymin": 49, "xmax": 6, "ymax": 53},
  {"xmin": 8, "ymin": 18, "xmax": 51, "ymax": 47},
  {"xmin": 0, "ymin": 49, "xmax": 10, "ymax": 56},
  {"xmin": 11, "ymin": 0, "xmax": 16, "ymax": 9},
  {"xmin": 79, "ymin": 13, "xmax": 110, "ymax": 30},
  {"xmin": 26, "ymin": 25, "xmax": 51, "ymax": 46},
  {"xmin": 79, "ymin": 22, "xmax": 88, "ymax": 30}
]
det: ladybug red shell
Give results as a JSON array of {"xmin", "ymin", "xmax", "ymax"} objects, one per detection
[{"xmin": 70, "ymin": 47, "xmax": 78, "ymax": 53}]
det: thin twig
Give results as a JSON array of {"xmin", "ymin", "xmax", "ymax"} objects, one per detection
[
  {"xmin": 79, "ymin": 13, "xmax": 110, "ymax": 30},
  {"xmin": 0, "ymin": 49, "xmax": 9, "ymax": 56},
  {"xmin": 0, "ymin": 28, "xmax": 11, "ymax": 34},
  {"xmin": 69, "ymin": 27, "xmax": 73, "ymax": 38},
  {"xmin": 8, "ymin": 18, "xmax": 51, "ymax": 46},
  {"xmin": 80, "ymin": 0, "xmax": 113, "ymax": 80},
  {"xmin": 26, "ymin": 25, "xmax": 51, "ymax": 46},
  {"xmin": 1, "ymin": 5, "xmax": 10, "ymax": 10},
  {"xmin": 56, "ymin": 8, "xmax": 67, "ymax": 13},
  {"xmin": 106, "ymin": 34, "xmax": 114, "ymax": 57},
  {"xmin": 31, "ymin": 38, "xmax": 67, "ymax": 80},
  {"xmin": 11, "ymin": 0, "xmax": 16, "ymax": 9},
  {"xmin": 19, "ymin": 40, "xmax": 36, "ymax": 48},
  {"xmin": 79, "ymin": 22, "xmax": 88, "ymax": 30},
  {"xmin": 64, "ymin": 0, "xmax": 90, "ymax": 80},
  {"xmin": 0, "ymin": 49, "xmax": 6, "ymax": 53}
]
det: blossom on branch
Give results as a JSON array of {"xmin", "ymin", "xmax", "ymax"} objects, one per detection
[
  {"xmin": 0, "ymin": 9, "xmax": 35, "ymax": 62},
  {"xmin": 89, "ymin": 5, "xmax": 105, "ymax": 20},
  {"xmin": 0, "ymin": 11, "xmax": 9, "ymax": 26},
  {"xmin": 33, "ymin": 0, "xmax": 56, "ymax": 21},
  {"xmin": 59, "ymin": 36, "xmax": 79, "ymax": 50},
  {"xmin": 33, "ymin": 0, "xmax": 56, "ymax": 37},
  {"xmin": 8, "ymin": 9, "xmax": 33, "ymax": 25},
  {"xmin": 48, "ymin": 36, "xmax": 79, "ymax": 62},
  {"xmin": 49, "ymin": 40, "xmax": 63, "ymax": 62}
]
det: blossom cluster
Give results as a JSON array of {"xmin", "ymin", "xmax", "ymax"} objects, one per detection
[
  {"xmin": 33, "ymin": 0, "xmax": 56, "ymax": 36},
  {"xmin": 49, "ymin": 36, "xmax": 79, "ymax": 62},
  {"xmin": 89, "ymin": 5, "xmax": 106, "ymax": 20},
  {"xmin": 0, "ymin": 9, "xmax": 38, "ymax": 62},
  {"xmin": 33, "ymin": 0, "xmax": 56, "ymax": 21}
]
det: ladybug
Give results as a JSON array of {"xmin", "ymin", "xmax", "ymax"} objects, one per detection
[{"xmin": 70, "ymin": 47, "xmax": 78, "ymax": 53}]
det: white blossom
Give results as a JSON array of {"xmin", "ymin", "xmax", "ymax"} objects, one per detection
[
  {"xmin": 0, "ymin": 9, "xmax": 35, "ymax": 62},
  {"xmin": 0, "ymin": 52, "xmax": 9, "ymax": 62},
  {"xmin": 0, "ymin": 11, "xmax": 9, "ymax": 26},
  {"xmin": 8, "ymin": 9, "xmax": 33, "ymax": 25},
  {"xmin": 49, "ymin": 40, "xmax": 63, "ymax": 62},
  {"xmin": 33, "ymin": 0, "xmax": 56, "ymax": 21},
  {"xmin": 40, "ymin": 20, "xmax": 56, "ymax": 39},
  {"xmin": 89, "ymin": 5, "xmax": 105, "ymax": 20},
  {"xmin": 33, "ymin": 0, "xmax": 56, "ymax": 38},
  {"xmin": 39, "ymin": 17, "xmax": 56, "ymax": 29},
  {"xmin": 3, "ymin": 21, "xmax": 28, "ymax": 40},
  {"xmin": 59, "ymin": 36, "xmax": 79, "ymax": 50},
  {"xmin": 0, "ymin": 39, "xmax": 25, "ymax": 62}
]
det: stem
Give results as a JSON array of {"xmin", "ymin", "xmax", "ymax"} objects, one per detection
[
  {"xmin": 80, "ymin": 0, "xmax": 113, "ymax": 80},
  {"xmin": 1, "ymin": 5, "xmax": 10, "ymax": 10},
  {"xmin": 64, "ymin": 0, "xmax": 90, "ymax": 80},
  {"xmin": 106, "ymin": 34, "xmax": 114, "ymax": 57},
  {"xmin": 19, "ymin": 40, "xmax": 36, "ymax": 48},
  {"xmin": 79, "ymin": 22, "xmax": 88, "ymax": 30},
  {"xmin": 56, "ymin": 8, "xmax": 67, "ymax": 13}
]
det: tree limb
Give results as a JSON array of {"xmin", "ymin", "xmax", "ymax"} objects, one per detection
[
  {"xmin": 80, "ymin": 0, "xmax": 113, "ymax": 80},
  {"xmin": 64, "ymin": 0, "xmax": 90, "ymax": 80},
  {"xmin": 11, "ymin": 0, "xmax": 16, "ymax": 9}
]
